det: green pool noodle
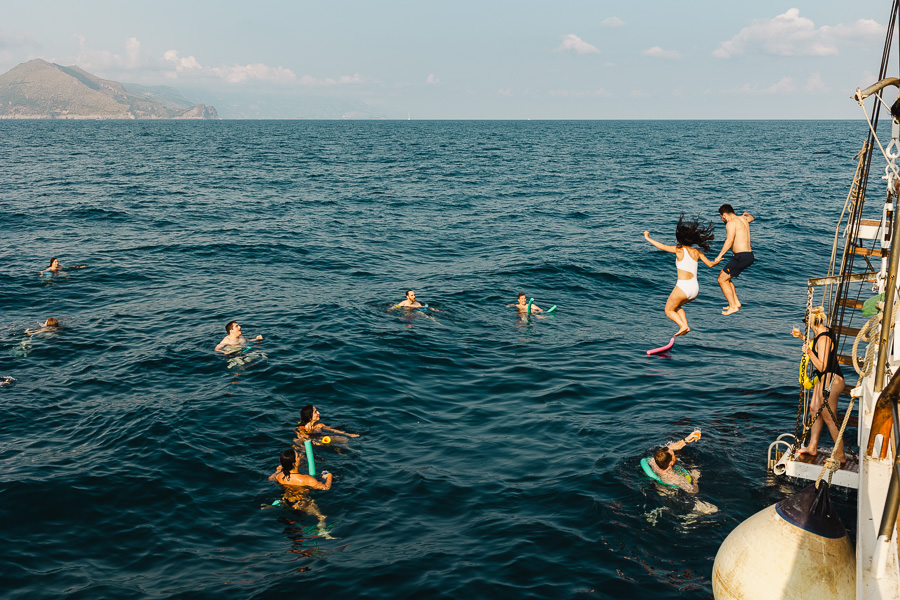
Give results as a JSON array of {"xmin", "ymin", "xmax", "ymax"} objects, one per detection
[
  {"xmin": 527, "ymin": 298, "xmax": 534, "ymax": 314},
  {"xmin": 304, "ymin": 439, "xmax": 316, "ymax": 476}
]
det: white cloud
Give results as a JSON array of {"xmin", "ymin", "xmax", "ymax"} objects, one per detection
[
  {"xmin": 74, "ymin": 35, "xmax": 146, "ymax": 71},
  {"xmin": 806, "ymin": 72, "xmax": 826, "ymax": 92},
  {"xmin": 714, "ymin": 8, "xmax": 882, "ymax": 59},
  {"xmin": 163, "ymin": 49, "xmax": 364, "ymax": 85},
  {"xmin": 602, "ymin": 17, "xmax": 624, "ymax": 28},
  {"xmin": 426, "ymin": 73, "xmax": 440, "ymax": 85},
  {"xmin": 558, "ymin": 34, "xmax": 599, "ymax": 55},
  {"xmin": 498, "ymin": 88, "xmax": 512, "ymax": 96},
  {"xmin": 163, "ymin": 49, "xmax": 202, "ymax": 72},
  {"xmin": 730, "ymin": 74, "xmax": 826, "ymax": 95},
  {"xmin": 124, "ymin": 37, "xmax": 141, "ymax": 68},
  {"xmin": 298, "ymin": 73, "xmax": 361, "ymax": 86},
  {"xmin": 765, "ymin": 76, "xmax": 797, "ymax": 94},
  {"xmin": 642, "ymin": 46, "xmax": 681, "ymax": 60},
  {"xmin": 212, "ymin": 63, "xmax": 297, "ymax": 84}
]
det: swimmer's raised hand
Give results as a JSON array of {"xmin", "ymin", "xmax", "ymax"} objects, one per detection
[{"xmin": 685, "ymin": 430, "xmax": 701, "ymax": 443}]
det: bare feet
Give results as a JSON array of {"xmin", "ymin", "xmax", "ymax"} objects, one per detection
[
  {"xmin": 674, "ymin": 327, "xmax": 690, "ymax": 337},
  {"xmin": 721, "ymin": 306, "xmax": 739, "ymax": 316},
  {"xmin": 722, "ymin": 303, "xmax": 742, "ymax": 310},
  {"xmin": 796, "ymin": 446, "xmax": 817, "ymax": 458}
]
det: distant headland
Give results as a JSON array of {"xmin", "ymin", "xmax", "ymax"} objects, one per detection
[{"xmin": 0, "ymin": 59, "xmax": 218, "ymax": 120}]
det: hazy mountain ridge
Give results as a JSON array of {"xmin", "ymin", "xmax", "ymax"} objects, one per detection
[{"xmin": 0, "ymin": 59, "xmax": 217, "ymax": 119}]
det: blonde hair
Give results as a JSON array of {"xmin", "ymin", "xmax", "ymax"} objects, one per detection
[
  {"xmin": 44, "ymin": 318, "xmax": 59, "ymax": 328},
  {"xmin": 809, "ymin": 306, "xmax": 827, "ymax": 328}
]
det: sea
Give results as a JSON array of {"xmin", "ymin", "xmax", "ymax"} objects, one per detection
[{"xmin": 0, "ymin": 120, "xmax": 867, "ymax": 599}]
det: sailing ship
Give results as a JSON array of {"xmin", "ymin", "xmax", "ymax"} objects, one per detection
[{"xmin": 713, "ymin": 3, "xmax": 900, "ymax": 598}]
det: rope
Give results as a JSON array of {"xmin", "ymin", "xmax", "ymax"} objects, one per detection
[
  {"xmin": 853, "ymin": 310, "xmax": 883, "ymax": 377},
  {"xmin": 815, "ymin": 395, "xmax": 856, "ymax": 488}
]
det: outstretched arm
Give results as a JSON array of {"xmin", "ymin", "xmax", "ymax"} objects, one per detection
[
  {"xmin": 322, "ymin": 424, "xmax": 360, "ymax": 437},
  {"xmin": 697, "ymin": 251, "xmax": 716, "ymax": 268},
  {"xmin": 714, "ymin": 224, "xmax": 736, "ymax": 263},
  {"xmin": 643, "ymin": 231, "xmax": 676, "ymax": 253},
  {"xmin": 742, "ymin": 212, "xmax": 754, "ymax": 223}
]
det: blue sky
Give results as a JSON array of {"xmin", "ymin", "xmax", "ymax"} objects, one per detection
[{"xmin": 0, "ymin": 1, "xmax": 893, "ymax": 119}]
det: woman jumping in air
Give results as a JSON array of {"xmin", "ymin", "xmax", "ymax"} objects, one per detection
[{"xmin": 643, "ymin": 215, "xmax": 717, "ymax": 337}]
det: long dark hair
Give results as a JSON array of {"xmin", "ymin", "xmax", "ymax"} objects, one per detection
[
  {"xmin": 299, "ymin": 405, "xmax": 316, "ymax": 426},
  {"xmin": 675, "ymin": 213, "xmax": 715, "ymax": 252},
  {"xmin": 279, "ymin": 448, "xmax": 297, "ymax": 480}
]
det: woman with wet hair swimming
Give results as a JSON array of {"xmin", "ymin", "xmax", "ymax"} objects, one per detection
[
  {"xmin": 643, "ymin": 214, "xmax": 717, "ymax": 337},
  {"xmin": 294, "ymin": 405, "xmax": 360, "ymax": 445},
  {"xmin": 40, "ymin": 257, "xmax": 85, "ymax": 275},
  {"xmin": 269, "ymin": 447, "xmax": 333, "ymax": 533}
]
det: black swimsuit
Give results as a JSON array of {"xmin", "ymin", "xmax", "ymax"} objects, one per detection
[{"xmin": 812, "ymin": 330, "xmax": 843, "ymax": 379}]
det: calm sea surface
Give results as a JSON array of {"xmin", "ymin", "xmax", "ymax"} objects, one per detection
[{"xmin": 0, "ymin": 120, "xmax": 866, "ymax": 599}]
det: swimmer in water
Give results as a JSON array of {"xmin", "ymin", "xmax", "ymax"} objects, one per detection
[
  {"xmin": 394, "ymin": 289, "xmax": 423, "ymax": 309},
  {"xmin": 40, "ymin": 257, "xmax": 85, "ymax": 275},
  {"xmin": 643, "ymin": 214, "xmax": 717, "ymax": 337},
  {"xmin": 269, "ymin": 447, "xmax": 333, "ymax": 533},
  {"xmin": 507, "ymin": 293, "xmax": 542, "ymax": 314},
  {"xmin": 648, "ymin": 430, "xmax": 702, "ymax": 494},
  {"xmin": 214, "ymin": 321, "xmax": 263, "ymax": 354},
  {"xmin": 295, "ymin": 405, "xmax": 360, "ymax": 445},
  {"xmin": 25, "ymin": 318, "xmax": 60, "ymax": 335}
]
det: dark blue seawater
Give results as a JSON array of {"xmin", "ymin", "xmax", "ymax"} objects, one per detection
[{"xmin": 0, "ymin": 120, "xmax": 866, "ymax": 599}]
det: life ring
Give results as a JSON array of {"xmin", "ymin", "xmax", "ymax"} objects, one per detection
[{"xmin": 640, "ymin": 458, "xmax": 692, "ymax": 488}]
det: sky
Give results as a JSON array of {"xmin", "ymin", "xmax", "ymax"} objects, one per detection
[{"xmin": 0, "ymin": 1, "xmax": 896, "ymax": 119}]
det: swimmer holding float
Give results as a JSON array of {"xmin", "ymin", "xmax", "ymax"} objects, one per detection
[
  {"xmin": 508, "ymin": 293, "xmax": 557, "ymax": 315},
  {"xmin": 294, "ymin": 404, "xmax": 360, "ymax": 446},
  {"xmin": 643, "ymin": 430, "xmax": 702, "ymax": 493}
]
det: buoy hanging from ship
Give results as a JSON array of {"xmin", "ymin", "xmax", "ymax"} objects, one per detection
[{"xmin": 712, "ymin": 481, "xmax": 854, "ymax": 599}]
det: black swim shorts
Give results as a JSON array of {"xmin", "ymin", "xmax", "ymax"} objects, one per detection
[{"xmin": 723, "ymin": 251, "xmax": 754, "ymax": 277}]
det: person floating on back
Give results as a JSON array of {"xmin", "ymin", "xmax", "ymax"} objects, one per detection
[
  {"xmin": 714, "ymin": 204, "xmax": 755, "ymax": 316},
  {"xmin": 214, "ymin": 320, "xmax": 263, "ymax": 354},
  {"xmin": 40, "ymin": 257, "xmax": 85, "ymax": 275},
  {"xmin": 25, "ymin": 318, "xmax": 59, "ymax": 335},
  {"xmin": 643, "ymin": 214, "xmax": 717, "ymax": 337}
]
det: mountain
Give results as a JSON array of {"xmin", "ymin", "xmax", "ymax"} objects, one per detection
[{"xmin": 0, "ymin": 59, "xmax": 217, "ymax": 119}]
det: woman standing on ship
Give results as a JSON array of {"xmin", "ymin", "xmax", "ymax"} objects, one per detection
[
  {"xmin": 643, "ymin": 215, "xmax": 717, "ymax": 337},
  {"xmin": 795, "ymin": 306, "xmax": 846, "ymax": 463}
]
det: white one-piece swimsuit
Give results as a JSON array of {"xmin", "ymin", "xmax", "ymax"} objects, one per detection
[{"xmin": 675, "ymin": 249, "xmax": 699, "ymax": 300}]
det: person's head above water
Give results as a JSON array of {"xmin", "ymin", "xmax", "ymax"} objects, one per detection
[
  {"xmin": 675, "ymin": 213, "xmax": 715, "ymax": 252},
  {"xmin": 518, "ymin": 293, "xmax": 527, "ymax": 303},
  {"xmin": 653, "ymin": 446, "xmax": 675, "ymax": 470},
  {"xmin": 44, "ymin": 318, "xmax": 59, "ymax": 328},
  {"xmin": 299, "ymin": 404, "xmax": 319, "ymax": 426},
  {"xmin": 225, "ymin": 321, "xmax": 239, "ymax": 335},
  {"xmin": 406, "ymin": 290, "xmax": 416, "ymax": 301},
  {"xmin": 280, "ymin": 448, "xmax": 299, "ymax": 479}
]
